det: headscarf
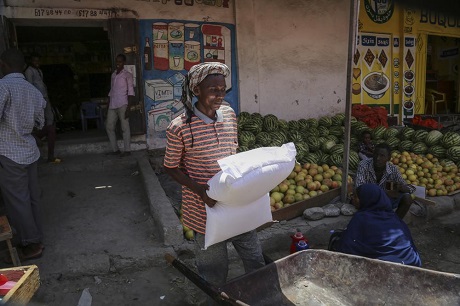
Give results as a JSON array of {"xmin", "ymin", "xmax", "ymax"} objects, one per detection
[
  {"xmin": 181, "ymin": 62, "xmax": 230, "ymax": 111},
  {"xmin": 337, "ymin": 183, "xmax": 422, "ymax": 267}
]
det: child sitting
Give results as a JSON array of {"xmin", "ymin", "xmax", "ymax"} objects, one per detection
[{"xmin": 358, "ymin": 130, "xmax": 374, "ymax": 160}]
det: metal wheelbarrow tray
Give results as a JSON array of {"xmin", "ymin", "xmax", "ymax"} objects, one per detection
[{"xmin": 220, "ymin": 250, "xmax": 460, "ymax": 306}]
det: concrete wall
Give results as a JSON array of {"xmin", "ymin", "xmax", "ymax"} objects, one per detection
[
  {"xmin": 2, "ymin": 0, "xmax": 352, "ymax": 131},
  {"xmin": 235, "ymin": 0, "xmax": 351, "ymax": 120}
]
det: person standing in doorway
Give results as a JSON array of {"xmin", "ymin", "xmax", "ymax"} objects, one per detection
[
  {"xmin": 0, "ymin": 49, "xmax": 46, "ymax": 261},
  {"xmin": 106, "ymin": 54, "xmax": 135, "ymax": 157},
  {"xmin": 24, "ymin": 53, "xmax": 61, "ymax": 163}
]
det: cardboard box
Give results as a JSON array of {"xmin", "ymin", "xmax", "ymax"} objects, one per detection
[{"xmin": 145, "ymin": 79, "xmax": 174, "ymax": 102}]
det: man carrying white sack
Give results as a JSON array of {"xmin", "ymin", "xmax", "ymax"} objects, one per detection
[{"xmin": 164, "ymin": 62, "xmax": 265, "ymax": 289}]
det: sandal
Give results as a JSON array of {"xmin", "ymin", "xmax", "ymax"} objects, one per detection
[
  {"xmin": 47, "ymin": 157, "xmax": 62, "ymax": 163},
  {"xmin": 4, "ymin": 244, "xmax": 43, "ymax": 264}
]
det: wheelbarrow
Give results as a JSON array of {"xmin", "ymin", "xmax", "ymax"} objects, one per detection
[{"xmin": 166, "ymin": 249, "xmax": 460, "ymax": 305}]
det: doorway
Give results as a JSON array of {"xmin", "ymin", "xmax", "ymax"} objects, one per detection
[
  {"xmin": 16, "ymin": 25, "xmax": 112, "ymax": 140},
  {"xmin": 425, "ymin": 35, "xmax": 460, "ymax": 114}
]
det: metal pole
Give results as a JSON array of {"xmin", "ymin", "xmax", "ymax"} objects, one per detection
[{"xmin": 341, "ymin": 0, "xmax": 360, "ymax": 202}]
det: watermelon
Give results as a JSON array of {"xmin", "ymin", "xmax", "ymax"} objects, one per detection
[
  {"xmin": 298, "ymin": 119, "xmax": 309, "ymax": 130},
  {"xmin": 371, "ymin": 126, "xmax": 386, "ymax": 140},
  {"xmin": 317, "ymin": 153, "xmax": 330, "ymax": 165},
  {"xmin": 288, "ymin": 120, "xmax": 299, "ymax": 131},
  {"xmin": 262, "ymin": 114, "xmax": 279, "ymax": 132},
  {"xmin": 413, "ymin": 130, "xmax": 428, "ymax": 143},
  {"xmin": 295, "ymin": 141, "xmax": 310, "ymax": 156},
  {"xmin": 240, "ymin": 120, "xmax": 262, "ymax": 135},
  {"xmin": 255, "ymin": 131, "xmax": 272, "ymax": 146},
  {"xmin": 331, "ymin": 113, "xmax": 345, "ymax": 126},
  {"xmin": 251, "ymin": 144, "xmax": 263, "ymax": 149},
  {"xmin": 321, "ymin": 140, "xmax": 336, "ymax": 153},
  {"xmin": 375, "ymin": 139, "xmax": 386, "ymax": 145},
  {"xmin": 271, "ymin": 131, "xmax": 288, "ymax": 145},
  {"xmin": 399, "ymin": 127, "xmax": 415, "ymax": 140},
  {"xmin": 398, "ymin": 140, "xmax": 413, "ymax": 152},
  {"xmin": 237, "ymin": 146, "xmax": 249, "ymax": 153},
  {"xmin": 428, "ymin": 145, "xmax": 446, "ymax": 158},
  {"xmin": 383, "ymin": 127, "xmax": 399, "ymax": 139},
  {"xmin": 278, "ymin": 119, "xmax": 289, "ymax": 131},
  {"xmin": 303, "ymin": 153, "xmax": 319, "ymax": 164},
  {"xmin": 446, "ymin": 146, "xmax": 460, "ymax": 162},
  {"xmin": 318, "ymin": 116, "xmax": 332, "ymax": 127},
  {"xmin": 306, "ymin": 137, "xmax": 321, "ymax": 152},
  {"xmin": 306, "ymin": 118, "xmax": 319, "ymax": 129},
  {"xmin": 349, "ymin": 151, "xmax": 360, "ymax": 170},
  {"xmin": 329, "ymin": 126, "xmax": 344, "ymax": 138},
  {"xmin": 238, "ymin": 131, "xmax": 256, "ymax": 147},
  {"xmin": 425, "ymin": 130, "xmax": 443, "ymax": 146},
  {"xmin": 329, "ymin": 144, "xmax": 344, "ymax": 155},
  {"xmin": 329, "ymin": 153, "xmax": 343, "ymax": 167},
  {"xmin": 289, "ymin": 130, "xmax": 304, "ymax": 143},
  {"xmin": 411, "ymin": 142, "xmax": 428, "ymax": 155},
  {"xmin": 441, "ymin": 132, "xmax": 460, "ymax": 148},
  {"xmin": 304, "ymin": 128, "xmax": 319, "ymax": 138},
  {"xmin": 250, "ymin": 114, "xmax": 263, "ymax": 127},
  {"xmin": 326, "ymin": 135, "xmax": 339, "ymax": 143},
  {"xmin": 385, "ymin": 137, "xmax": 400, "ymax": 149},
  {"xmin": 318, "ymin": 126, "xmax": 330, "ymax": 137}
]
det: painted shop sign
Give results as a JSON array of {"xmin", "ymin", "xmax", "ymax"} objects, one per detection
[
  {"xmin": 420, "ymin": 10, "xmax": 460, "ymax": 29},
  {"xmin": 2, "ymin": 7, "xmax": 133, "ymax": 19},
  {"xmin": 364, "ymin": 0, "xmax": 394, "ymax": 24}
]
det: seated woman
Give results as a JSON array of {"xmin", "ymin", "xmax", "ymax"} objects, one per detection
[{"xmin": 334, "ymin": 183, "xmax": 421, "ymax": 267}]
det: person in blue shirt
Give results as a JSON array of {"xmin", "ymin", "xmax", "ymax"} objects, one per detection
[{"xmin": 334, "ymin": 183, "xmax": 421, "ymax": 267}]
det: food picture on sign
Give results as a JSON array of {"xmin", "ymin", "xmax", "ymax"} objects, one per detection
[{"xmin": 363, "ymin": 72, "xmax": 390, "ymax": 99}]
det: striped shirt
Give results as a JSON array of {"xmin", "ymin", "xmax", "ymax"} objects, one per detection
[
  {"xmin": 164, "ymin": 104, "xmax": 238, "ymax": 234},
  {"xmin": 355, "ymin": 158, "xmax": 416, "ymax": 193},
  {"xmin": 0, "ymin": 73, "xmax": 46, "ymax": 164}
]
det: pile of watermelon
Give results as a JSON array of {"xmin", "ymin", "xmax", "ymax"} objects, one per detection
[
  {"xmin": 237, "ymin": 112, "xmax": 360, "ymax": 170},
  {"xmin": 358, "ymin": 125, "xmax": 460, "ymax": 169},
  {"xmin": 237, "ymin": 112, "xmax": 460, "ymax": 172}
]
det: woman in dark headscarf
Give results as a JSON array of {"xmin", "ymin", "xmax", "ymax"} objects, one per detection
[{"xmin": 336, "ymin": 183, "xmax": 421, "ymax": 267}]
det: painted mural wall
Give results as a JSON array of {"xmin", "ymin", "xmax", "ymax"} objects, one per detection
[
  {"xmin": 139, "ymin": 19, "xmax": 237, "ymax": 148},
  {"xmin": 358, "ymin": 0, "xmax": 460, "ymax": 120}
]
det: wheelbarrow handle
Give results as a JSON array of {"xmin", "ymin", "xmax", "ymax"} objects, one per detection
[{"xmin": 165, "ymin": 253, "xmax": 250, "ymax": 306}]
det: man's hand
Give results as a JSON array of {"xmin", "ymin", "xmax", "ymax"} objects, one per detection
[
  {"xmin": 124, "ymin": 108, "xmax": 130, "ymax": 119},
  {"xmin": 196, "ymin": 183, "xmax": 217, "ymax": 208}
]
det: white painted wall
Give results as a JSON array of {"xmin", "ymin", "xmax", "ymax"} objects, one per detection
[{"xmin": 235, "ymin": 0, "xmax": 351, "ymax": 120}]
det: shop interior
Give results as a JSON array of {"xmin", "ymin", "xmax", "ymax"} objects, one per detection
[
  {"xmin": 16, "ymin": 24, "xmax": 112, "ymax": 138},
  {"xmin": 425, "ymin": 35, "xmax": 460, "ymax": 115}
]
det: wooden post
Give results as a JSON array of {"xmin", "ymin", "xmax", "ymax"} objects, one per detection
[{"xmin": 341, "ymin": 0, "xmax": 360, "ymax": 202}]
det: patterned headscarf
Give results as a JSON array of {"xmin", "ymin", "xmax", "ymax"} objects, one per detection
[{"xmin": 181, "ymin": 62, "xmax": 230, "ymax": 111}]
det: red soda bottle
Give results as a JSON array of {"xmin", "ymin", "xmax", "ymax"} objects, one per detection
[{"xmin": 290, "ymin": 229, "xmax": 308, "ymax": 254}]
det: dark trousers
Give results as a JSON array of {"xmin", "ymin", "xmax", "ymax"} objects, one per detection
[
  {"xmin": 195, "ymin": 230, "xmax": 265, "ymax": 286},
  {"xmin": 0, "ymin": 155, "xmax": 43, "ymax": 246},
  {"xmin": 34, "ymin": 124, "xmax": 56, "ymax": 160}
]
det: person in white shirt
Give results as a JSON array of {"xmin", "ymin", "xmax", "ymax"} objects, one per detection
[{"xmin": 106, "ymin": 54, "xmax": 134, "ymax": 157}]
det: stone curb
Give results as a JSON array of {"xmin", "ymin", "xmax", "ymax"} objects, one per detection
[{"xmin": 138, "ymin": 156, "xmax": 183, "ymax": 246}]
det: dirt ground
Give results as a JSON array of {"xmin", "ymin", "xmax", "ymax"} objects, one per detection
[{"xmin": 3, "ymin": 154, "xmax": 458, "ymax": 306}]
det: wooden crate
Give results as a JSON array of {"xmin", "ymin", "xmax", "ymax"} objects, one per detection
[
  {"xmin": 0, "ymin": 265, "xmax": 39, "ymax": 304},
  {"xmin": 272, "ymin": 188, "xmax": 341, "ymax": 221},
  {"xmin": 258, "ymin": 188, "xmax": 341, "ymax": 230}
]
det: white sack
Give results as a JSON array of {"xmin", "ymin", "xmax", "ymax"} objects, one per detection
[
  {"xmin": 204, "ymin": 193, "xmax": 272, "ymax": 249},
  {"xmin": 206, "ymin": 143, "xmax": 296, "ymax": 205}
]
